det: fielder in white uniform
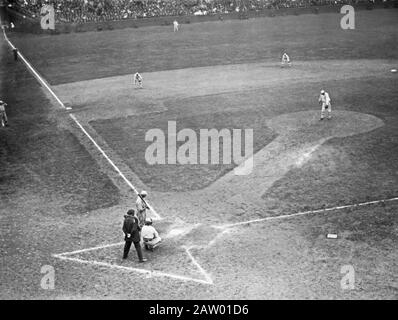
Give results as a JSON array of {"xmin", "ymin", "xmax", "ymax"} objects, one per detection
[
  {"xmin": 319, "ymin": 89, "xmax": 332, "ymax": 120},
  {"xmin": 281, "ymin": 52, "xmax": 291, "ymax": 67},
  {"xmin": 133, "ymin": 72, "xmax": 143, "ymax": 88},
  {"xmin": 173, "ymin": 20, "xmax": 179, "ymax": 32}
]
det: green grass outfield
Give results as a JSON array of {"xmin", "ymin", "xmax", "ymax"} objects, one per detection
[{"xmin": 1, "ymin": 8, "xmax": 397, "ymax": 299}]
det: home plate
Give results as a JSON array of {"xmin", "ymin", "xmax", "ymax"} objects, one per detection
[{"xmin": 164, "ymin": 218, "xmax": 199, "ymax": 239}]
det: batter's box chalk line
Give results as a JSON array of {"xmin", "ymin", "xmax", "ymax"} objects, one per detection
[{"xmin": 52, "ymin": 243, "xmax": 213, "ymax": 285}]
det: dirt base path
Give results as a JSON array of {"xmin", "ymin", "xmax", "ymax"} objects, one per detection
[{"xmin": 53, "ymin": 59, "xmax": 395, "ymax": 121}]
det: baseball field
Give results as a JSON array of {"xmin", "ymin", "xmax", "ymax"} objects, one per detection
[{"xmin": 1, "ymin": 8, "xmax": 397, "ymax": 299}]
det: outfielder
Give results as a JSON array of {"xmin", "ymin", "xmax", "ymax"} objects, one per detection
[
  {"xmin": 133, "ymin": 72, "xmax": 143, "ymax": 88},
  {"xmin": 319, "ymin": 89, "xmax": 332, "ymax": 120},
  {"xmin": 0, "ymin": 100, "xmax": 8, "ymax": 127},
  {"xmin": 281, "ymin": 52, "xmax": 291, "ymax": 67},
  {"xmin": 173, "ymin": 20, "xmax": 179, "ymax": 32}
]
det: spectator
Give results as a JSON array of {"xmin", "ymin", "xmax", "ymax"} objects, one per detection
[{"xmin": 8, "ymin": 0, "xmax": 355, "ymax": 24}]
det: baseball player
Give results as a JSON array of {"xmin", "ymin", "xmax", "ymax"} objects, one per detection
[
  {"xmin": 319, "ymin": 89, "xmax": 332, "ymax": 120},
  {"xmin": 136, "ymin": 190, "xmax": 149, "ymax": 229},
  {"xmin": 141, "ymin": 217, "xmax": 162, "ymax": 251},
  {"xmin": 281, "ymin": 52, "xmax": 291, "ymax": 67},
  {"xmin": 133, "ymin": 72, "xmax": 143, "ymax": 88},
  {"xmin": 0, "ymin": 100, "xmax": 8, "ymax": 127},
  {"xmin": 173, "ymin": 20, "xmax": 179, "ymax": 32}
]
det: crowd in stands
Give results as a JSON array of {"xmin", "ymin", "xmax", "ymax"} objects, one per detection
[{"xmin": 6, "ymin": 0, "xmax": 382, "ymax": 24}]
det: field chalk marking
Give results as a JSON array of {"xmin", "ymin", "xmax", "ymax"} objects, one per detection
[
  {"xmin": 53, "ymin": 242, "xmax": 213, "ymax": 285},
  {"xmin": 183, "ymin": 246, "xmax": 213, "ymax": 284},
  {"xmin": 53, "ymin": 253, "xmax": 212, "ymax": 285},
  {"xmin": 1, "ymin": 27, "xmax": 160, "ymax": 219},
  {"xmin": 215, "ymin": 197, "xmax": 398, "ymax": 229},
  {"xmin": 55, "ymin": 242, "xmax": 125, "ymax": 256},
  {"xmin": 69, "ymin": 114, "xmax": 160, "ymax": 219},
  {"xmin": 2, "ymin": 27, "xmax": 69, "ymax": 110}
]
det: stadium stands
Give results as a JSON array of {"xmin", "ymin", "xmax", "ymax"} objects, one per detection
[{"xmin": 6, "ymin": 0, "xmax": 378, "ymax": 24}]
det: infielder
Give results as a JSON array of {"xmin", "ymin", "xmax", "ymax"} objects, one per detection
[
  {"xmin": 136, "ymin": 190, "xmax": 149, "ymax": 229},
  {"xmin": 281, "ymin": 52, "xmax": 291, "ymax": 67},
  {"xmin": 133, "ymin": 72, "xmax": 143, "ymax": 88},
  {"xmin": 319, "ymin": 89, "xmax": 332, "ymax": 120},
  {"xmin": 173, "ymin": 20, "xmax": 179, "ymax": 32},
  {"xmin": 0, "ymin": 100, "xmax": 8, "ymax": 127}
]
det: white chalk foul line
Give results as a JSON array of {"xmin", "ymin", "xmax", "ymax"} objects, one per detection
[
  {"xmin": 2, "ymin": 28, "xmax": 69, "ymax": 110},
  {"xmin": 69, "ymin": 114, "xmax": 161, "ymax": 219},
  {"xmin": 215, "ymin": 197, "xmax": 398, "ymax": 229},
  {"xmin": 56, "ymin": 242, "xmax": 125, "ymax": 256},
  {"xmin": 1, "ymin": 28, "xmax": 160, "ymax": 219},
  {"xmin": 53, "ymin": 254, "xmax": 212, "ymax": 285}
]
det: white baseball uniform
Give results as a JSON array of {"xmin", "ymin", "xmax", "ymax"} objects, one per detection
[
  {"xmin": 141, "ymin": 225, "xmax": 161, "ymax": 247},
  {"xmin": 133, "ymin": 72, "xmax": 143, "ymax": 88},
  {"xmin": 173, "ymin": 20, "xmax": 179, "ymax": 32},
  {"xmin": 319, "ymin": 91, "xmax": 332, "ymax": 119},
  {"xmin": 281, "ymin": 53, "xmax": 291, "ymax": 66}
]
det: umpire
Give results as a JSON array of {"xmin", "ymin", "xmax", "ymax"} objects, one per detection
[{"xmin": 122, "ymin": 209, "xmax": 147, "ymax": 262}]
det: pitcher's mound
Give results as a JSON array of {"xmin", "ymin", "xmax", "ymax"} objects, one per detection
[{"xmin": 267, "ymin": 110, "xmax": 384, "ymax": 138}]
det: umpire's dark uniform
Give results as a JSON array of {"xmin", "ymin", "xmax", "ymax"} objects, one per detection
[{"xmin": 122, "ymin": 209, "xmax": 146, "ymax": 262}]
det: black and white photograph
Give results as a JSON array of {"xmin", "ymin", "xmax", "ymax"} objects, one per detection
[{"xmin": 0, "ymin": 0, "xmax": 397, "ymax": 304}]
